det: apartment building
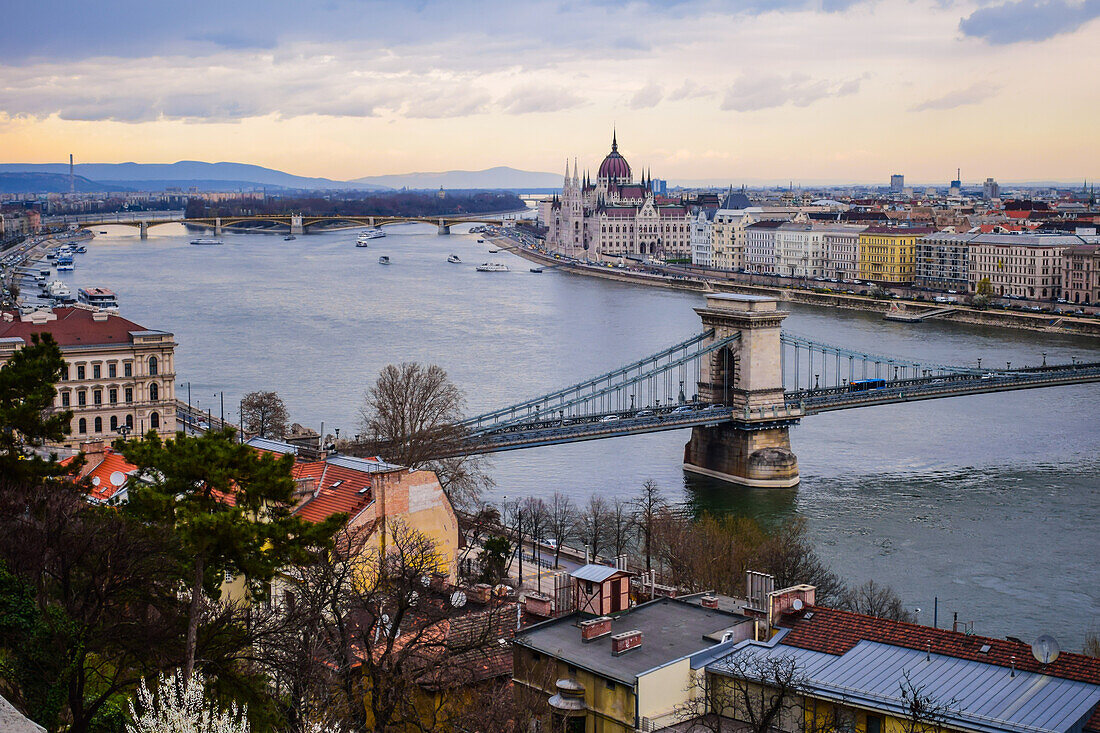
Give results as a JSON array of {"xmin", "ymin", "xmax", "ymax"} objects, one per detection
[
  {"xmin": 820, "ymin": 223, "xmax": 866, "ymax": 280},
  {"xmin": 745, "ymin": 220, "xmax": 784, "ymax": 273},
  {"xmin": 1062, "ymin": 243, "xmax": 1100, "ymax": 304},
  {"xmin": 689, "ymin": 208, "xmax": 715, "ymax": 267},
  {"xmin": 857, "ymin": 226, "xmax": 933, "ymax": 283},
  {"xmin": 915, "ymin": 231, "xmax": 973, "ymax": 292},
  {"xmin": 0, "ymin": 307, "xmax": 176, "ymax": 448},
  {"xmin": 966, "ymin": 232, "xmax": 1084, "ymax": 298},
  {"xmin": 710, "ymin": 209, "xmax": 756, "ymax": 271}
]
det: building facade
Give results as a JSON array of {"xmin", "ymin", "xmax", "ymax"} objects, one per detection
[
  {"xmin": 689, "ymin": 208, "xmax": 715, "ymax": 267},
  {"xmin": 820, "ymin": 223, "xmax": 866, "ymax": 280},
  {"xmin": 857, "ymin": 226, "xmax": 932, "ymax": 283},
  {"xmin": 966, "ymin": 232, "xmax": 1083, "ymax": 298},
  {"xmin": 0, "ymin": 307, "xmax": 176, "ymax": 448},
  {"xmin": 710, "ymin": 209, "xmax": 756, "ymax": 271},
  {"xmin": 773, "ymin": 222, "xmax": 828, "ymax": 278},
  {"xmin": 745, "ymin": 220, "xmax": 784, "ymax": 273},
  {"xmin": 915, "ymin": 232, "xmax": 973, "ymax": 292},
  {"xmin": 1062, "ymin": 243, "xmax": 1100, "ymax": 304}
]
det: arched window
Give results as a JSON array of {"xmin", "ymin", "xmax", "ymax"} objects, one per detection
[
  {"xmin": 78, "ymin": 418, "xmax": 87, "ymax": 434},
  {"xmin": 149, "ymin": 356, "xmax": 158, "ymax": 376},
  {"xmin": 150, "ymin": 412, "xmax": 160, "ymax": 429},
  {"xmin": 110, "ymin": 415, "xmax": 118, "ymax": 431},
  {"xmin": 94, "ymin": 417, "xmax": 102, "ymax": 433},
  {"xmin": 126, "ymin": 414, "xmax": 133, "ymax": 429},
  {"xmin": 149, "ymin": 383, "xmax": 159, "ymax": 401}
]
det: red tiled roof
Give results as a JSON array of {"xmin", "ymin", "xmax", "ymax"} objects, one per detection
[
  {"xmin": 780, "ymin": 606, "xmax": 1100, "ymax": 686},
  {"xmin": 0, "ymin": 307, "xmax": 158, "ymax": 347},
  {"xmin": 61, "ymin": 447, "xmax": 136, "ymax": 502},
  {"xmin": 290, "ymin": 460, "xmax": 373, "ymax": 524}
]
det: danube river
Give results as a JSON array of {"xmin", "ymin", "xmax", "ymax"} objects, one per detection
[{"xmin": 61, "ymin": 223, "xmax": 1099, "ymax": 648}]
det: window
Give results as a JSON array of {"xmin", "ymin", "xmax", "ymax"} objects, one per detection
[
  {"xmin": 93, "ymin": 390, "xmax": 102, "ymax": 405},
  {"xmin": 125, "ymin": 388, "xmax": 133, "ymax": 403},
  {"xmin": 61, "ymin": 365, "xmax": 69, "ymax": 381},
  {"xmin": 124, "ymin": 362, "xmax": 132, "ymax": 377},
  {"xmin": 109, "ymin": 388, "xmax": 117, "ymax": 404},
  {"xmin": 77, "ymin": 390, "xmax": 86, "ymax": 406},
  {"xmin": 78, "ymin": 418, "xmax": 86, "ymax": 434},
  {"xmin": 94, "ymin": 417, "xmax": 102, "ymax": 433},
  {"xmin": 77, "ymin": 365, "xmax": 86, "ymax": 380},
  {"xmin": 93, "ymin": 364, "xmax": 101, "ymax": 379},
  {"xmin": 149, "ymin": 356, "xmax": 158, "ymax": 376},
  {"xmin": 61, "ymin": 392, "xmax": 70, "ymax": 407},
  {"xmin": 126, "ymin": 414, "xmax": 133, "ymax": 429},
  {"xmin": 150, "ymin": 411, "xmax": 160, "ymax": 429},
  {"xmin": 149, "ymin": 383, "xmax": 159, "ymax": 401},
  {"xmin": 110, "ymin": 416, "xmax": 118, "ymax": 431},
  {"xmin": 108, "ymin": 363, "xmax": 117, "ymax": 378},
  {"xmin": 866, "ymin": 715, "xmax": 882, "ymax": 733}
]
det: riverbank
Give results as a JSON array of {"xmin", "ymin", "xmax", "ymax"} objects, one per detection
[{"xmin": 495, "ymin": 236, "xmax": 1100, "ymax": 339}]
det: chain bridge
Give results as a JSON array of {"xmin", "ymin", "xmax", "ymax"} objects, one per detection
[
  {"xmin": 456, "ymin": 294, "xmax": 1099, "ymax": 488},
  {"xmin": 68, "ymin": 213, "xmax": 512, "ymax": 238}
]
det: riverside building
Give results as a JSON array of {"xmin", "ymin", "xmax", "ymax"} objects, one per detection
[
  {"xmin": 0, "ymin": 306, "xmax": 176, "ymax": 448},
  {"xmin": 965, "ymin": 231, "xmax": 1096, "ymax": 298},
  {"xmin": 857, "ymin": 226, "xmax": 933, "ymax": 283}
]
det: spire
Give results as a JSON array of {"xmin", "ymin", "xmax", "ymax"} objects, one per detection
[
  {"xmin": 612, "ymin": 127, "xmax": 618, "ymax": 153},
  {"xmin": 573, "ymin": 157, "xmax": 579, "ymax": 183}
]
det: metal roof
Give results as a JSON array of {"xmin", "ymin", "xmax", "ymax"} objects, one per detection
[
  {"xmin": 708, "ymin": 639, "xmax": 1100, "ymax": 733},
  {"xmin": 324, "ymin": 453, "xmax": 404, "ymax": 473},
  {"xmin": 570, "ymin": 564, "xmax": 627, "ymax": 583},
  {"xmin": 245, "ymin": 437, "xmax": 298, "ymax": 454}
]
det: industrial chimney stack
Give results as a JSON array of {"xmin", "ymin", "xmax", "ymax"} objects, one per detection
[{"xmin": 69, "ymin": 154, "xmax": 74, "ymax": 194}]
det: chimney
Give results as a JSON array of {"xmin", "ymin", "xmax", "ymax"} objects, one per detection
[
  {"xmin": 469, "ymin": 583, "xmax": 493, "ymax": 604},
  {"xmin": 92, "ymin": 311, "xmax": 109, "ymax": 322},
  {"xmin": 701, "ymin": 594, "xmax": 719, "ymax": 609},
  {"xmin": 579, "ymin": 616, "xmax": 612, "ymax": 642},
  {"xmin": 611, "ymin": 630, "xmax": 642, "ymax": 656}
]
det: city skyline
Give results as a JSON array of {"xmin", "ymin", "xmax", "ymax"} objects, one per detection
[{"xmin": 1, "ymin": 0, "xmax": 1099, "ymax": 183}]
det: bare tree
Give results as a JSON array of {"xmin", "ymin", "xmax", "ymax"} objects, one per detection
[
  {"xmin": 839, "ymin": 580, "xmax": 914, "ymax": 622},
  {"xmin": 756, "ymin": 518, "xmax": 844, "ymax": 606},
  {"xmin": 241, "ymin": 390, "xmax": 290, "ymax": 439},
  {"xmin": 1085, "ymin": 630, "xmax": 1100, "ymax": 658},
  {"xmin": 355, "ymin": 363, "xmax": 489, "ymax": 509},
  {"xmin": 546, "ymin": 492, "xmax": 578, "ymax": 568},
  {"xmin": 521, "ymin": 497, "xmax": 551, "ymax": 589},
  {"xmin": 578, "ymin": 495, "xmax": 611, "ymax": 560},
  {"xmin": 632, "ymin": 479, "xmax": 667, "ymax": 571},
  {"xmin": 711, "ymin": 653, "xmax": 809, "ymax": 733},
  {"xmin": 607, "ymin": 497, "xmax": 636, "ymax": 559},
  {"xmin": 897, "ymin": 670, "xmax": 957, "ymax": 733}
]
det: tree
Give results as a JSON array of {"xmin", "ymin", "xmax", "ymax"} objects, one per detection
[
  {"xmin": 546, "ymin": 492, "xmax": 578, "ymax": 568},
  {"xmin": 976, "ymin": 277, "xmax": 994, "ymax": 296},
  {"xmin": 839, "ymin": 580, "xmax": 914, "ymax": 622},
  {"xmin": 0, "ymin": 332, "xmax": 73, "ymax": 487},
  {"xmin": 240, "ymin": 391, "xmax": 289, "ymax": 439},
  {"xmin": 1085, "ymin": 630, "xmax": 1100, "ymax": 658},
  {"xmin": 757, "ymin": 518, "xmax": 844, "ymax": 606},
  {"xmin": 632, "ymin": 479, "xmax": 667, "ymax": 571},
  {"xmin": 116, "ymin": 428, "xmax": 343, "ymax": 679},
  {"xmin": 897, "ymin": 670, "xmax": 957, "ymax": 733},
  {"xmin": 607, "ymin": 497, "xmax": 636, "ymax": 559},
  {"xmin": 478, "ymin": 536, "xmax": 512, "ymax": 584},
  {"xmin": 705, "ymin": 653, "xmax": 810, "ymax": 733},
  {"xmin": 577, "ymin": 495, "xmax": 611, "ymax": 560},
  {"xmin": 128, "ymin": 670, "xmax": 249, "ymax": 733},
  {"xmin": 355, "ymin": 362, "xmax": 489, "ymax": 509}
]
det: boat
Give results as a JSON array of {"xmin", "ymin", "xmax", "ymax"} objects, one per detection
[
  {"xmin": 488, "ymin": 248, "xmax": 500, "ymax": 253},
  {"xmin": 75, "ymin": 245, "xmax": 87, "ymax": 253},
  {"xmin": 358, "ymin": 228, "xmax": 385, "ymax": 243},
  {"xmin": 355, "ymin": 239, "xmax": 370, "ymax": 248},
  {"xmin": 447, "ymin": 254, "xmax": 462, "ymax": 263},
  {"xmin": 530, "ymin": 267, "xmax": 544, "ymax": 273},
  {"xmin": 78, "ymin": 287, "xmax": 119, "ymax": 310},
  {"xmin": 98, "ymin": 231, "xmax": 107, "ymax": 234},
  {"xmin": 46, "ymin": 280, "xmax": 71, "ymax": 299},
  {"xmin": 378, "ymin": 256, "xmax": 391, "ymax": 265},
  {"xmin": 475, "ymin": 262, "xmax": 509, "ymax": 272},
  {"xmin": 283, "ymin": 235, "xmax": 296, "ymax": 241},
  {"xmin": 56, "ymin": 256, "xmax": 75, "ymax": 271},
  {"xmin": 46, "ymin": 252, "xmax": 57, "ymax": 261},
  {"xmin": 190, "ymin": 238, "xmax": 224, "ymax": 245},
  {"xmin": 477, "ymin": 239, "xmax": 485, "ymax": 243}
]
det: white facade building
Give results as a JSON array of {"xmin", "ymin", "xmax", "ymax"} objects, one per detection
[{"xmin": 690, "ymin": 208, "xmax": 715, "ymax": 267}]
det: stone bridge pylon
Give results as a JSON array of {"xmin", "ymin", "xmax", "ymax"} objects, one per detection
[{"xmin": 684, "ymin": 294, "xmax": 800, "ymax": 488}]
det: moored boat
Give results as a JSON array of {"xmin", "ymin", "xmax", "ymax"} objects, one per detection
[
  {"xmin": 190, "ymin": 238, "xmax": 224, "ymax": 245},
  {"xmin": 530, "ymin": 267, "xmax": 544, "ymax": 273},
  {"xmin": 475, "ymin": 262, "xmax": 509, "ymax": 272},
  {"xmin": 78, "ymin": 287, "xmax": 119, "ymax": 310}
]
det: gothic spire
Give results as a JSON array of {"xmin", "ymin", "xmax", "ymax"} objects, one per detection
[{"xmin": 612, "ymin": 127, "xmax": 618, "ymax": 152}]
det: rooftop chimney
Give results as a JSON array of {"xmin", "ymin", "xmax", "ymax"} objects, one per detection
[
  {"xmin": 611, "ymin": 630, "xmax": 642, "ymax": 656},
  {"xmin": 701, "ymin": 594, "xmax": 719, "ymax": 609},
  {"xmin": 579, "ymin": 616, "xmax": 612, "ymax": 642}
]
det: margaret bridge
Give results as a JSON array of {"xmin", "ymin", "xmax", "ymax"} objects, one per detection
[{"xmin": 448, "ymin": 294, "xmax": 1100, "ymax": 488}]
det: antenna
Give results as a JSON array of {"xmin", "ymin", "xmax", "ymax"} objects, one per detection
[{"xmin": 1031, "ymin": 635, "xmax": 1061, "ymax": 664}]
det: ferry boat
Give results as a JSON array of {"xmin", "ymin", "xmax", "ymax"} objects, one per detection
[
  {"xmin": 475, "ymin": 262, "xmax": 509, "ymax": 272},
  {"xmin": 78, "ymin": 287, "xmax": 119, "ymax": 310},
  {"xmin": 447, "ymin": 254, "xmax": 462, "ymax": 263},
  {"xmin": 357, "ymin": 228, "xmax": 385, "ymax": 243},
  {"xmin": 378, "ymin": 255, "xmax": 391, "ymax": 265},
  {"xmin": 189, "ymin": 238, "xmax": 224, "ymax": 245}
]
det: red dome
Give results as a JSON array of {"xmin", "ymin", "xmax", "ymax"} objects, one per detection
[{"xmin": 598, "ymin": 132, "xmax": 631, "ymax": 182}]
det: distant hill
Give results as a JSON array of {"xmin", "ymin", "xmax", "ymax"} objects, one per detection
[
  {"xmin": 0, "ymin": 172, "xmax": 121, "ymax": 194},
  {"xmin": 352, "ymin": 166, "xmax": 562, "ymax": 191},
  {"xmin": 0, "ymin": 162, "xmax": 389, "ymax": 192}
]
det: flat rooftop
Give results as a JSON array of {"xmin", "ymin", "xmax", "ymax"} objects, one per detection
[{"xmin": 515, "ymin": 597, "xmax": 751, "ymax": 685}]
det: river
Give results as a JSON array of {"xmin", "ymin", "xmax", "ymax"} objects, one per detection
[{"xmin": 57, "ymin": 222, "xmax": 1100, "ymax": 650}]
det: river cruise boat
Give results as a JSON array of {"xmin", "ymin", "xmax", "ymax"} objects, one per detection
[
  {"xmin": 78, "ymin": 287, "xmax": 119, "ymax": 310},
  {"xmin": 56, "ymin": 256, "xmax": 75, "ymax": 271},
  {"xmin": 46, "ymin": 280, "xmax": 71, "ymax": 299},
  {"xmin": 475, "ymin": 262, "xmax": 509, "ymax": 272},
  {"xmin": 378, "ymin": 255, "xmax": 391, "ymax": 265},
  {"xmin": 447, "ymin": 254, "xmax": 462, "ymax": 263},
  {"xmin": 189, "ymin": 238, "xmax": 223, "ymax": 245},
  {"xmin": 357, "ymin": 228, "xmax": 385, "ymax": 243}
]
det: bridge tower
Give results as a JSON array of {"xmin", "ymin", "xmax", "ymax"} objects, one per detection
[
  {"xmin": 290, "ymin": 214, "xmax": 304, "ymax": 236},
  {"xmin": 683, "ymin": 294, "xmax": 800, "ymax": 488}
]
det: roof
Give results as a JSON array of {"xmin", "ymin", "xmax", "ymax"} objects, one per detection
[
  {"xmin": 60, "ymin": 446, "xmax": 137, "ymax": 503},
  {"xmin": 571, "ymin": 564, "xmax": 629, "ymax": 583},
  {"xmin": 711, "ymin": 635, "xmax": 1100, "ymax": 733},
  {"xmin": 515, "ymin": 597, "xmax": 750, "ymax": 686},
  {"xmin": 0, "ymin": 694, "xmax": 44, "ymax": 733},
  {"xmin": 290, "ymin": 459, "xmax": 374, "ymax": 524},
  {"xmin": 861, "ymin": 225, "xmax": 935, "ymax": 235},
  {"xmin": 0, "ymin": 307, "xmax": 168, "ymax": 348}
]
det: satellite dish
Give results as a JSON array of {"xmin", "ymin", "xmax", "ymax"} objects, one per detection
[
  {"xmin": 1031, "ymin": 634, "xmax": 1061, "ymax": 664},
  {"xmin": 109, "ymin": 471, "xmax": 126, "ymax": 487},
  {"xmin": 792, "ymin": 598, "xmax": 804, "ymax": 611},
  {"xmin": 409, "ymin": 591, "xmax": 420, "ymax": 606},
  {"xmin": 91, "ymin": 476, "xmax": 101, "ymax": 486},
  {"xmin": 450, "ymin": 591, "xmax": 467, "ymax": 608},
  {"xmin": 420, "ymin": 575, "xmax": 431, "ymax": 587}
]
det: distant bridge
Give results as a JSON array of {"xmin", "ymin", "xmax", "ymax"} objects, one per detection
[
  {"xmin": 448, "ymin": 294, "xmax": 1099, "ymax": 488},
  {"xmin": 66, "ymin": 212, "xmax": 515, "ymax": 238}
]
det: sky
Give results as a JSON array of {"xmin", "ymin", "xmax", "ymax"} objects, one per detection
[{"xmin": 1, "ymin": 0, "xmax": 1098, "ymax": 185}]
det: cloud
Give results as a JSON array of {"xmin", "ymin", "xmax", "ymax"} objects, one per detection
[
  {"xmin": 959, "ymin": 0, "xmax": 1100, "ymax": 43},
  {"xmin": 628, "ymin": 82, "xmax": 663, "ymax": 109},
  {"xmin": 721, "ymin": 72, "xmax": 862, "ymax": 112},
  {"xmin": 497, "ymin": 85, "xmax": 585, "ymax": 114},
  {"xmin": 909, "ymin": 82, "xmax": 1000, "ymax": 111},
  {"xmin": 667, "ymin": 80, "xmax": 712, "ymax": 101}
]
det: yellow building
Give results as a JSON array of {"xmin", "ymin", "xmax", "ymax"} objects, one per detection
[
  {"xmin": 0, "ymin": 306, "xmax": 177, "ymax": 448},
  {"xmin": 857, "ymin": 226, "xmax": 933, "ymax": 283}
]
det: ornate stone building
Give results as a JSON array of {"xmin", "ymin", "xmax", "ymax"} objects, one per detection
[{"xmin": 545, "ymin": 132, "xmax": 690, "ymax": 261}]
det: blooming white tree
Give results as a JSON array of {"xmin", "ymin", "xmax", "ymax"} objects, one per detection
[{"xmin": 127, "ymin": 670, "xmax": 248, "ymax": 733}]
